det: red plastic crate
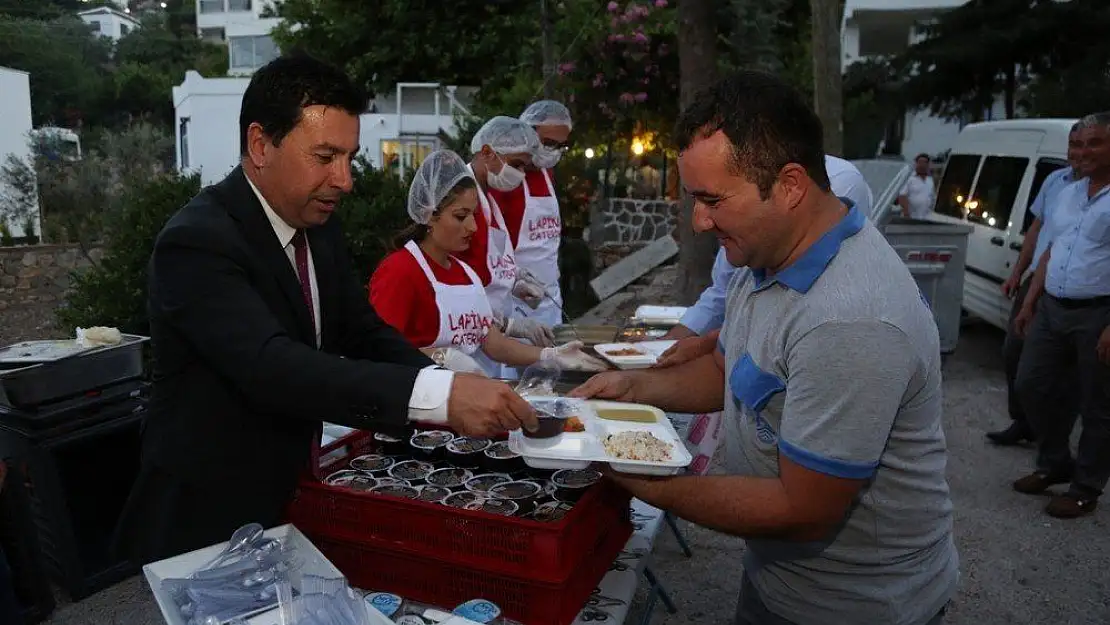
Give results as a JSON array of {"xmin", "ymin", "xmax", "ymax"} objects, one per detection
[
  {"xmin": 286, "ymin": 431, "xmax": 632, "ymax": 583},
  {"xmin": 308, "ymin": 514, "xmax": 632, "ymax": 625}
]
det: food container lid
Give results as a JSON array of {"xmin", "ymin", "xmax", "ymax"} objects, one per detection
[
  {"xmin": 411, "ymin": 430, "xmax": 454, "ymax": 448},
  {"xmin": 426, "ymin": 467, "xmax": 473, "ymax": 487},
  {"xmin": 453, "ymin": 599, "xmax": 502, "ymax": 624},
  {"xmin": 484, "ymin": 441, "xmax": 520, "ymax": 459},
  {"xmin": 389, "ymin": 460, "xmax": 434, "ymax": 481},
  {"xmin": 489, "ymin": 480, "xmax": 542, "ymax": 500},
  {"xmin": 552, "ymin": 468, "xmax": 602, "ymax": 488},
  {"xmin": 463, "ymin": 498, "xmax": 519, "ymax": 517},
  {"xmin": 373, "ymin": 431, "xmax": 403, "ymax": 443},
  {"xmin": 372, "ymin": 477, "xmax": 408, "ymax": 488},
  {"xmin": 364, "ymin": 592, "xmax": 403, "ymax": 618},
  {"xmin": 369, "ymin": 484, "xmax": 418, "ymax": 499},
  {"xmin": 442, "ymin": 491, "xmax": 482, "ymax": 508},
  {"xmin": 531, "ymin": 501, "xmax": 574, "ymax": 522},
  {"xmin": 464, "ymin": 473, "xmax": 512, "ymax": 493},
  {"xmin": 416, "ymin": 485, "xmax": 452, "ymax": 503},
  {"xmin": 349, "ymin": 454, "xmax": 394, "ymax": 473},
  {"xmin": 447, "ymin": 436, "xmax": 492, "ymax": 454},
  {"xmin": 324, "ymin": 470, "xmax": 377, "ymax": 492}
]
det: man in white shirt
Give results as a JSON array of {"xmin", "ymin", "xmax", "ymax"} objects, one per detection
[{"xmin": 898, "ymin": 153, "xmax": 937, "ymax": 219}]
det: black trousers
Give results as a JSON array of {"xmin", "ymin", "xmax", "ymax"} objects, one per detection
[
  {"xmin": 1005, "ymin": 279, "xmax": 1079, "ymax": 425},
  {"xmin": 1016, "ymin": 295, "xmax": 1110, "ymax": 496},
  {"xmin": 0, "ymin": 547, "xmax": 24, "ymax": 625}
]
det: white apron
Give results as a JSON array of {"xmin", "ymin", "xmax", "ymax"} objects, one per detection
[
  {"xmin": 511, "ymin": 169, "xmax": 564, "ymax": 327},
  {"xmin": 468, "ymin": 165, "xmax": 520, "ymax": 379},
  {"xmin": 404, "ymin": 242, "xmax": 496, "ymax": 367}
]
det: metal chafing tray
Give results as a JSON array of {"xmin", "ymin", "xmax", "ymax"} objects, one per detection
[{"xmin": 0, "ymin": 335, "xmax": 149, "ymax": 408}]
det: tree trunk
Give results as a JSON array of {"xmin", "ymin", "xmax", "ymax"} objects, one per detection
[
  {"xmin": 810, "ymin": 0, "xmax": 844, "ymax": 156},
  {"xmin": 675, "ymin": 0, "xmax": 720, "ymax": 305}
]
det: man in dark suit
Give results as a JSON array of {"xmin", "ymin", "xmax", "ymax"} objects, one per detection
[{"xmin": 115, "ymin": 55, "xmax": 537, "ymax": 564}]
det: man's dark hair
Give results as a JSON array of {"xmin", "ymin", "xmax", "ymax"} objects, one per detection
[
  {"xmin": 1071, "ymin": 121, "xmax": 1082, "ymax": 134},
  {"xmin": 915, "ymin": 153, "xmax": 931, "ymax": 163},
  {"xmin": 674, "ymin": 70, "xmax": 829, "ymax": 199},
  {"xmin": 239, "ymin": 54, "xmax": 368, "ymax": 156}
]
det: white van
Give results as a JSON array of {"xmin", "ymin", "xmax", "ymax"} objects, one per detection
[{"xmin": 927, "ymin": 119, "xmax": 1077, "ymax": 330}]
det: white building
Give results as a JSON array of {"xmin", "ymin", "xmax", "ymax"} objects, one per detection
[
  {"xmin": 195, "ymin": 0, "xmax": 280, "ymax": 75},
  {"xmin": 173, "ymin": 71, "xmax": 476, "ymax": 185},
  {"xmin": 0, "ymin": 67, "xmax": 40, "ymax": 240},
  {"xmin": 841, "ymin": 0, "xmax": 1005, "ymax": 161},
  {"xmin": 78, "ymin": 6, "xmax": 142, "ymax": 41}
]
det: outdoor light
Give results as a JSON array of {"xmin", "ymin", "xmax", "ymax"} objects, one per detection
[
  {"xmin": 631, "ymin": 140, "xmax": 645, "ymax": 156},
  {"xmin": 988, "ymin": 217, "xmax": 997, "ymax": 227},
  {"xmin": 585, "ymin": 148, "xmax": 595, "ymax": 159}
]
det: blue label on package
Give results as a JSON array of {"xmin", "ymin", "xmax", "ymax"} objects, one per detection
[
  {"xmin": 454, "ymin": 599, "xmax": 501, "ymax": 623},
  {"xmin": 364, "ymin": 592, "xmax": 402, "ymax": 618}
]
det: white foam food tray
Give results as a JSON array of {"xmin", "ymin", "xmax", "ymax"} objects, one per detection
[
  {"xmin": 509, "ymin": 400, "xmax": 693, "ymax": 476},
  {"xmin": 599, "ymin": 341, "xmax": 674, "ymax": 370},
  {"xmin": 632, "ymin": 305, "xmax": 688, "ymax": 325},
  {"xmin": 144, "ymin": 524, "xmax": 350, "ymax": 625}
]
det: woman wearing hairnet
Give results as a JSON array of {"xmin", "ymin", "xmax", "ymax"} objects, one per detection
[
  {"xmin": 489, "ymin": 101, "xmax": 573, "ymax": 332},
  {"xmin": 369, "ymin": 150, "xmax": 606, "ymax": 377}
]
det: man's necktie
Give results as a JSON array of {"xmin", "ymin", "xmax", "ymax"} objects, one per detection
[{"xmin": 291, "ymin": 229, "xmax": 316, "ymax": 331}]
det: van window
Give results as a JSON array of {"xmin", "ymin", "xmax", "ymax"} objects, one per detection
[
  {"xmin": 934, "ymin": 154, "xmax": 981, "ymax": 219},
  {"xmin": 967, "ymin": 156, "xmax": 1028, "ymax": 231},
  {"xmin": 1021, "ymin": 158, "xmax": 1068, "ymax": 234}
]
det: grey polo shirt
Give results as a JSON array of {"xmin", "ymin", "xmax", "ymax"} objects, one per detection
[{"xmin": 720, "ymin": 204, "xmax": 958, "ymax": 625}]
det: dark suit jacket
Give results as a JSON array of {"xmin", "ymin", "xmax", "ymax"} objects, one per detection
[{"xmin": 115, "ymin": 166, "xmax": 434, "ymax": 564}]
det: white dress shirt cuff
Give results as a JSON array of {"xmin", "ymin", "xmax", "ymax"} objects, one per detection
[{"xmin": 407, "ymin": 366, "xmax": 453, "ymax": 424}]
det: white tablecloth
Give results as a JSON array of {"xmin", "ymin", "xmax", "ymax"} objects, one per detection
[{"xmin": 571, "ymin": 499, "xmax": 665, "ymax": 624}]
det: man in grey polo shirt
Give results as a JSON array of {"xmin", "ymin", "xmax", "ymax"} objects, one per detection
[{"xmin": 572, "ymin": 71, "xmax": 957, "ymax": 625}]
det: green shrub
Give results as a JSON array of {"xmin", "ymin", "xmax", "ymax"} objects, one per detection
[
  {"xmin": 0, "ymin": 221, "xmax": 13, "ymax": 247},
  {"xmin": 56, "ymin": 161, "xmax": 415, "ymax": 336},
  {"xmin": 56, "ymin": 172, "xmax": 200, "ymax": 336},
  {"xmin": 340, "ymin": 158, "xmax": 413, "ymax": 288}
]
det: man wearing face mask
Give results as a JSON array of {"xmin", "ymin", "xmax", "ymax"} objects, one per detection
[
  {"xmin": 456, "ymin": 116, "xmax": 555, "ymax": 378},
  {"xmin": 489, "ymin": 101, "xmax": 572, "ymax": 331}
]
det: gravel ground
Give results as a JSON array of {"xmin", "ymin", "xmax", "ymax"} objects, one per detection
[{"xmin": 33, "ymin": 316, "xmax": 1110, "ymax": 625}]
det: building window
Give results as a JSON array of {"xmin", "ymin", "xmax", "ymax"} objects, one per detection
[
  {"xmin": 200, "ymin": 27, "xmax": 226, "ymax": 42},
  {"xmin": 88, "ymin": 20, "xmax": 102, "ymax": 33},
  {"xmin": 228, "ymin": 0, "xmax": 251, "ymax": 10},
  {"xmin": 381, "ymin": 137, "xmax": 439, "ymax": 177},
  {"xmin": 120, "ymin": 23, "xmax": 130, "ymax": 36},
  {"xmin": 179, "ymin": 118, "xmax": 190, "ymax": 170},
  {"xmin": 198, "ymin": 0, "xmax": 224, "ymax": 13},
  {"xmin": 229, "ymin": 35, "xmax": 279, "ymax": 71}
]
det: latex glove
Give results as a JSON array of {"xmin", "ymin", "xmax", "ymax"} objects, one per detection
[
  {"xmin": 505, "ymin": 317, "xmax": 555, "ymax": 347},
  {"xmin": 430, "ymin": 348, "xmax": 489, "ymax": 376},
  {"xmin": 512, "ymin": 269, "xmax": 545, "ymax": 310},
  {"xmin": 541, "ymin": 341, "xmax": 608, "ymax": 372}
]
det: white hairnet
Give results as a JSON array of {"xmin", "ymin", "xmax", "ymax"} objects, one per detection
[
  {"xmin": 469, "ymin": 116, "xmax": 541, "ymax": 156},
  {"xmin": 407, "ymin": 150, "xmax": 475, "ymax": 224},
  {"xmin": 520, "ymin": 100, "xmax": 573, "ymax": 130}
]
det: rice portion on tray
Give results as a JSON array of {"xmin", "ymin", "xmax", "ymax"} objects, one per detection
[{"xmin": 603, "ymin": 431, "xmax": 673, "ymax": 462}]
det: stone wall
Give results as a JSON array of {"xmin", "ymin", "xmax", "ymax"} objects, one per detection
[
  {"xmin": 0, "ymin": 244, "xmax": 102, "ymax": 344},
  {"xmin": 599, "ymin": 198, "xmax": 679, "ymax": 245}
]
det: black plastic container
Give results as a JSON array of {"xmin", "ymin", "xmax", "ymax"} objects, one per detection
[
  {"xmin": 409, "ymin": 431, "xmax": 453, "ymax": 461},
  {"xmin": 445, "ymin": 437, "xmax": 490, "ymax": 469},
  {"xmin": 551, "ymin": 468, "xmax": 601, "ymax": 502},
  {"xmin": 373, "ymin": 432, "xmax": 407, "ymax": 456},
  {"xmin": 488, "ymin": 481, "xmax": 544, "ymax": 514},
  {"xmin": 482, "ymin": 442, "xmax": 526, "ymax": 474}
]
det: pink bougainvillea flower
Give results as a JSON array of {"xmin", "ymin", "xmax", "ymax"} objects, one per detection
[
  {"xmin": 619, "ymin": 92, "xmax": 635, "ymax": 104},
  {"xmin": 633, "ymin": 31, "xmax": 648, "ymax": 43},
  {"xmin": 607, "ymin": 1, "xmax": 619, "ymax": 11},
  {"xmin": 654, "ymin": 0, "xmax": 667, "ymax": 7},
  {"xmin": 634, "ymin": 92, "xmax": 649, "ymax": 102}
]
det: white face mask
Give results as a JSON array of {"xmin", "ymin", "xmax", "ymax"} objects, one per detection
[
  {"xmin": 487, "ymin": 156, "xmax": 526, "ymax": 191},
  {"xmin": 533, "ymin": 146, "xmax": 563, "ymax": 170}
]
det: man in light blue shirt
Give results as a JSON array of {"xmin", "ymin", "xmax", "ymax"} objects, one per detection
[
  {"xmin": 989, "ymin": 122, "xmax": 1084, "ymax": 446},
  {"xmin": 658, "ymin": 156, "xmax": 872, "ymax": 365},
  {"xmin": 1012, "ymin": 112, "xmax": 1110, "ymax": 519}
]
